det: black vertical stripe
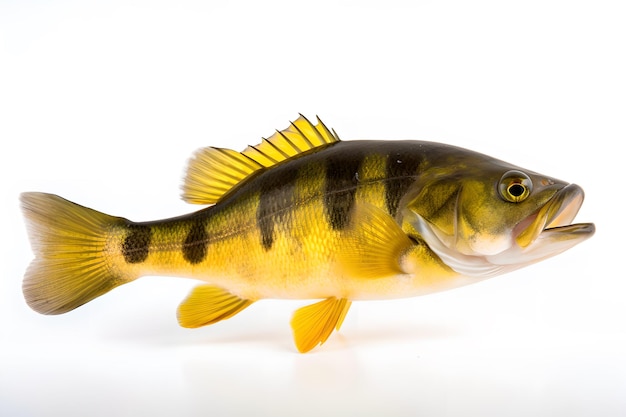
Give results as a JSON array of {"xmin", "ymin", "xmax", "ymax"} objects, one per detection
[
  {"xmin": 183, "ymin": 219, "xmax": 209, "ymax": 264},
  {"xmin": 257, "ymin": 212, "xmax": 274, "ymax": 250},
  {"xmin": 122, "ymin": 224, "xmax": 152, "ymax": 264},
  {"xmin": 385, "ymin": 152, "xmax": 421, "ymax": 216},
  {"xmin": 324, "ymin": 154, "xmax": 364, "ymax": 230},
  {"xmin": 257, "ymin": 166, "xmax": 299, "ymax": 250}
]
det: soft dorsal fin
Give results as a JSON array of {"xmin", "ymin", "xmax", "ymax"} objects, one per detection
[
  {"xmin": 182, "ymin": 148, "xmax": 263, "ymax": 205},
  {"xmin": 182, "ymin": 115, "xmax": 340, "ymax": 205}
]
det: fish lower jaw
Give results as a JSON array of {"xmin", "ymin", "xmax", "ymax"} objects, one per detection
[{"xmin": 515, "ymin": 183, "xmax": 586, "ymax": 248}]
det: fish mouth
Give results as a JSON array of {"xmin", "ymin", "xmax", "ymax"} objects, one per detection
[{"xmin": 515, "ymin": 184, "xmax": 595, "ymax": 249}]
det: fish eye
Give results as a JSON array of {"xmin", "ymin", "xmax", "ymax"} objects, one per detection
[{"xmin": 498, "ymin": 170, "xmax": 533, "ymax": 203}]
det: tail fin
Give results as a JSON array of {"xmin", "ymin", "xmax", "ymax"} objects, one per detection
[{"xmin": 20, "ymin": 192, "xmax": 135, "ymax": 314}]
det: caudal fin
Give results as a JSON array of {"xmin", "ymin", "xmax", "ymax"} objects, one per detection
[{"xmin": 20, "ymin": 192, "xmax": 135, "ymax": 314}]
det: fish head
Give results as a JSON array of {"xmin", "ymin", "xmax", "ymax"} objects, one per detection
[{"xmin": 402, "ymin": 150, "xmax": 595, "ymax": 278}]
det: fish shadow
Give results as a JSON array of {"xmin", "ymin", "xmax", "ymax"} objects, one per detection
[
  {"xmin": 341, "ymin": 322, "xmax": 461, "ymax": 347},
  {"xmin": 103, "ymin": 313, "xmax": 462, "ymax": 353}
]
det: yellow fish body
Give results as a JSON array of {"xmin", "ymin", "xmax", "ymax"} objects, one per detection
[{"xmin": 20, "ymin": 115, "xmax": 595, "ymax": 352}]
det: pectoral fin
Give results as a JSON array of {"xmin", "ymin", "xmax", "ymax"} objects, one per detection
[
  {"xmin": 290, "ymin": 298, "xmax": 352, "ymax": 353},
  {"xmin": 338, "ymin": 203, "xmax": 415, "ymax": 279},
  {"xmin": 177, "ymin": 285, "xmax": 254, "ymax": 328}
]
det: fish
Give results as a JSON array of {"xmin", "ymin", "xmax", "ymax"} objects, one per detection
[{"xmin": 20, "ymin": 115, "xmax": 595, "ymax": 353}]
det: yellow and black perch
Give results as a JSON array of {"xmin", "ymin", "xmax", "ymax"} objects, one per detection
[{"xmin": 20, "ymin": 115, "xmax": 595, "ymax": 352}]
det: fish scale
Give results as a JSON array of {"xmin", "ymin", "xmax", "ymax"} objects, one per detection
[{"xmin": 20, "ymin": 115, "xmax": 594, "ymax": 353}]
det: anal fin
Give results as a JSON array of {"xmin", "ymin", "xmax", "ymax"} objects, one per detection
[
  {"xmin": 177, "ymin": 285, "xmax": 254, "ymax": 328},
  {"xmin": 290, "ymin": 298, "xmax": 352, "ymax": 353}
]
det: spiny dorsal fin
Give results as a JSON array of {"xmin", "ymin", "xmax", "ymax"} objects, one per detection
[
  {"xmin": 177, "ymin": 285, "xmax": 254, "ymax": 328},
  {"xmin": 242, "ymin": 114, "xmax": 340, "ymax": 167},
  {"xmin": 290, "ymin": 297, "xmax": 352, "ymax": 353},
  {"xmin": 182, "ymin": 115, "xmax": 340, "ymax": 205}
]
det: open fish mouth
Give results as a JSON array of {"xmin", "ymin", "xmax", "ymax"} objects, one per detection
[{"xmin": 515, "ymin": 184, "xmax": 595, "ymax": 249}]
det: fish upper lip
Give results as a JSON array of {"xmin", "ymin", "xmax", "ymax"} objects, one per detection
[{"xmin": 515, "ymin": 184, "xmax": 593, "ymax": 248}]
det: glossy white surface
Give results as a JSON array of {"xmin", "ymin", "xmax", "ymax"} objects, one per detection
[{"xmin": 2, "ymin": 1, "xmax": 624, "ymax": 416}]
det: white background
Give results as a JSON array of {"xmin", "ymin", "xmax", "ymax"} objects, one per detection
[{"xmin": 1, "ymin": 1, "xmax": 624, "ymax": 416}]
